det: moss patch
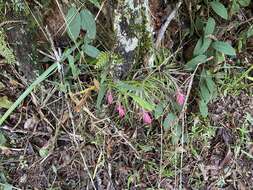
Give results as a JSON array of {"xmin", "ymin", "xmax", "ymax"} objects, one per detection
[{"xmin": 0, "ymin": 30, "xmax": 16, "ymax": 64}]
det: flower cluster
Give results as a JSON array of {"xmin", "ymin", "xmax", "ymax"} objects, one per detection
[{"xmin": 106, "ymin": 89, "xmax": 185, "ymax": 125}]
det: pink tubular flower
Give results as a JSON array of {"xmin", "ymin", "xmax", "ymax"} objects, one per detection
[
  {"xmin": 176, "ymin": 90, "xmax": 185, "ymax": 106},
  {"xmin": 106, "ymin": 91, "xmax": 113, "ymax": 105},
  {"xmin": 143, "ymin": 111, "xmax": 152, "ymax": 125},
  {"xmin": 116, "ymin": 104, "xmax": 125, "ymax": 118}
]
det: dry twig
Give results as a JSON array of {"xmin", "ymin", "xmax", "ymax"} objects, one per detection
[{"xmin": 155, "ymin": 1, "xmax": 182, "ymax": 49}]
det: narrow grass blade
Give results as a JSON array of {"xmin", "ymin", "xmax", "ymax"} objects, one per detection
[{"xmin": 0, "ymin": 62, "xmax": 58, "ymax": 126}]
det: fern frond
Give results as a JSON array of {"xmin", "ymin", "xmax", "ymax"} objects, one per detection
[{"xmin": 95, "ymin": 51, "xmax": 110, "ymax": 69}]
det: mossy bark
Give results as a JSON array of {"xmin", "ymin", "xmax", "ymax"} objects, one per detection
[
  {"xmin": 3, "ymin": 13, "xmax": 38, "ymax": 82},
  {"xmin": 112, "ymin": 0, "xmax": 154, "ymax": 79},
  {"xmin": 0, "ymin": 30, "xmax": 16, "ymax": 65}
]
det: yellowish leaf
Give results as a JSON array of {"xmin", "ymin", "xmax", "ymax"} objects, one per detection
[{"xmin": 0, "ymin": 96, "xmax": 13, "ymax": 109}]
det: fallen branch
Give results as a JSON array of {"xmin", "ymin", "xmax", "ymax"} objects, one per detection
[{"xmin": 155, "ymin": 1, "xmax": 182, "ymax": 49}]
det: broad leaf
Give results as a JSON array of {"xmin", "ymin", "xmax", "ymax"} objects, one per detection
[
  {"xmin": 204, "ymin": 17, "xmax": 216, "ymax": 36},
  {"xmin": 205, "ymin": 71, "xmax": 217, "ymax": 97},
  {"xmin": 199, "ymin": 69, "xmax": 217, "ymax": 102},
  {"xmin": 247, "ymin": 25, "xmax": 253, "ymax": 38},
  {"xmin": 231, "ymin": 0, "xmax": 240, "ymax": 15},
  {"xmin": 193, "ymin": 37, "xmax": 212, "ymax": 56},
  {"xmin": 212, "ymin": 41, "xmax": 236, "ymax": 56},
  {"xmin": 199, "ymin": 100, "xmax": 208, "ymax": 117},
  {"xmin": 154, "ymin": 103, "xmax": 166, "ymax": 119},
  {"xmin": 0, "ymin": 132, "xmax": 6, "ymax": 145},
  {"xmin": 185, "ymin": 54, "xmax": 207, "ymax": 70},
  {"xmin": 87, "ymin": 0, "xmax": 100, "ymax": 8},
  {"xmin": 238, "ymin": 0, "xmax": 251, "ymax": 7},
  {"xmin": 80, "ymin": 9, "xmax": 96, "ymax": 39},
  {"xmin": 163, "ymin": 113, "xmax": 177, "ymax": 130},
  {"xmin": 66, "ymin": 7, "xmax": 81, "ymax": 41},
  {"xmin": 82, "ymin": 44, "xmax": 100, "ymax": 58},
  {"xmin": 200, "ymin": 83, "xmax": 211, "ymax": 102},
  {"xmin": 210, "ymin": 1, "xmax": 228, "ymax": 20}
]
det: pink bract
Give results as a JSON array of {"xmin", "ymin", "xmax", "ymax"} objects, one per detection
[
  {"xmin": 143, "ymin": 111, "xmax": 152, "ymax": 125},
  {"xmin": 106, "ymin": 91, "xmax": 113, "ymax": 105},
  {"xmin": 176, "ymin": 90, "xmax": 185, "ymax": 106},
  {"xmin": 116, "ymin": 104, "xmax": 125, "ymax": 118}
]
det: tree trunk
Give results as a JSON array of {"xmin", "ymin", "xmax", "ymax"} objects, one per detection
[{"xmin": 111, "ymin": 0, "xmax": 155, "ymax": 79}]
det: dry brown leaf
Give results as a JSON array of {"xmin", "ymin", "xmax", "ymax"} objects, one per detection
[
  {"xmin": 24, "ymin": 117, "xmax": 38, "ymax": 130},
  {"xmin": 60, "ymin": 111, "xmax": 69, "ymax": 124},
  {"xmin": 93, "ymin": 78, "xmax": 100, "ymax": 91},
  {"xmin": 219, "ymin": 147, "xmax": 232, "ymax": 169}
]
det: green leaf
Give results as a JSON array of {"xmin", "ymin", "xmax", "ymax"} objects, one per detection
[
  {"xmin": 204, "ymin": 17, "xmax": 216, "ymax": 36},
  {"xmin": 163, "ymin": 113, "xmax": 177, "ymax": 130},
  {"xmin": 212, "ymin": 41, "xmax": 236, "ymax": 56},
  {"xmin": 87, "ymin": 0, "xmax": 100, "ymax": 8},
  {"xmin": 0, "ymin": 82, "xmax": 5, "ymax": 90},
  {"xmin": 231, "ymin": 0, "xmax": 240, "ymax": 15},
  {"xmin": 199, "ymin": 69, "xmax": 217, "ymax": 102},
  {"xmin": 200, "ymin": 83, "xmax": 211, "ymax": 102},
  {"xmin": 193, "ymin": 37, "xmax": 212, "ymax": 56},
  {"xmin": 116, "ymin": 81, "xmax": 142, "ymax": 92},
  {"xmin": 0, "ymin": 96, "xmax": 13, "ymax": 109},
  {"xmin": 39, "ymin": 147, "xmax": 49, "ymax": 158},
  {"xmin": 128, "ymin": 93, "xmax": 155, "ymax": 111},
  {"xmin": 95, "ymin": 52, "xmax": 110, "ymax": 69},
  {"xmin": 247, "ymin": 25, "xmax": 253, "ymax": 38},
  {"xmin": 199, "ymin": 100, "xmax": 208, "ymax": 117},
  {"xmin": 61, "ymin": 41, "xmax": 82, "ymax": 60},
  {"xmin": 210, "ymin": 1, "xmax": 228, "ymax": 19},
  {"xmin": 68, "ymin": 55, "xmax": 78, "ymax": 78},
  {"xmin": 215, "ymin": 51, "xmax": 226, "ymax": 64},
  {"xmin": 96, "ymin": 82, "xmax": 106, "ymax": 109},
  {"xmin": 154, "ymin": 103, "xmax": 166, "ymax": 119},
  {"xmin": 80, "ymin": 9, "xmax": 96, "ymax": 39},
  {"xmin": 3, "ymin": 184, "xmax": 13, "ymax": 190},
  {"xmin": 205, "ymin": 71, "xmax": 217, "ymax": 97},
  {"xmin": 82, "ymin": 44, "xmax": 100, "ymax": 58},
  {"xmin": 195, "ymin": 17, "xmax": 205, "ymax": 32},
  {"xmin": 0, "ymin": 63, "xmax": 58, "ymax": 126},
  {"xmin": 66, "ymin": 7, "xmax": 81, "ymax": 41},
  {"xmin": 246, "ymin": 113, "xmax": 253, "ymax": 125},
  {"xmin": 0, "ymin": 132, "xmax": 6, "ymax": 145},
  {"xmin": 185, "ymin": 54, "xmax": 207, "ymax": 70},
  {"xmin": 238, "ymin": 0, "xmax": 251, "ymax": 7}
]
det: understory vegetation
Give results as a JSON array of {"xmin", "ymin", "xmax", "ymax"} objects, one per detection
[{"xmin": 0, "ymin": 0, "xmax": 252, "ymax": 189}]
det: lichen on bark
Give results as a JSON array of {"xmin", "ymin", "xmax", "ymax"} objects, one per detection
[
  {"xmin": 0, "ymin": 30, "xmax": 16, "ymax": 64},
  {"xmin": 112, "ymin": 0, "xmax": 154, "ymax": 79}
]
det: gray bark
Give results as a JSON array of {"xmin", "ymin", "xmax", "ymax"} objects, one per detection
[{"xmin": 111, "ymin": 0, "xmax": 155, "ymax": 79}]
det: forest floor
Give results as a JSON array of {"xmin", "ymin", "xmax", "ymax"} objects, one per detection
[{"xmin": 0, "ymin": 0, "xmax": 253, "ymax": 189}]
